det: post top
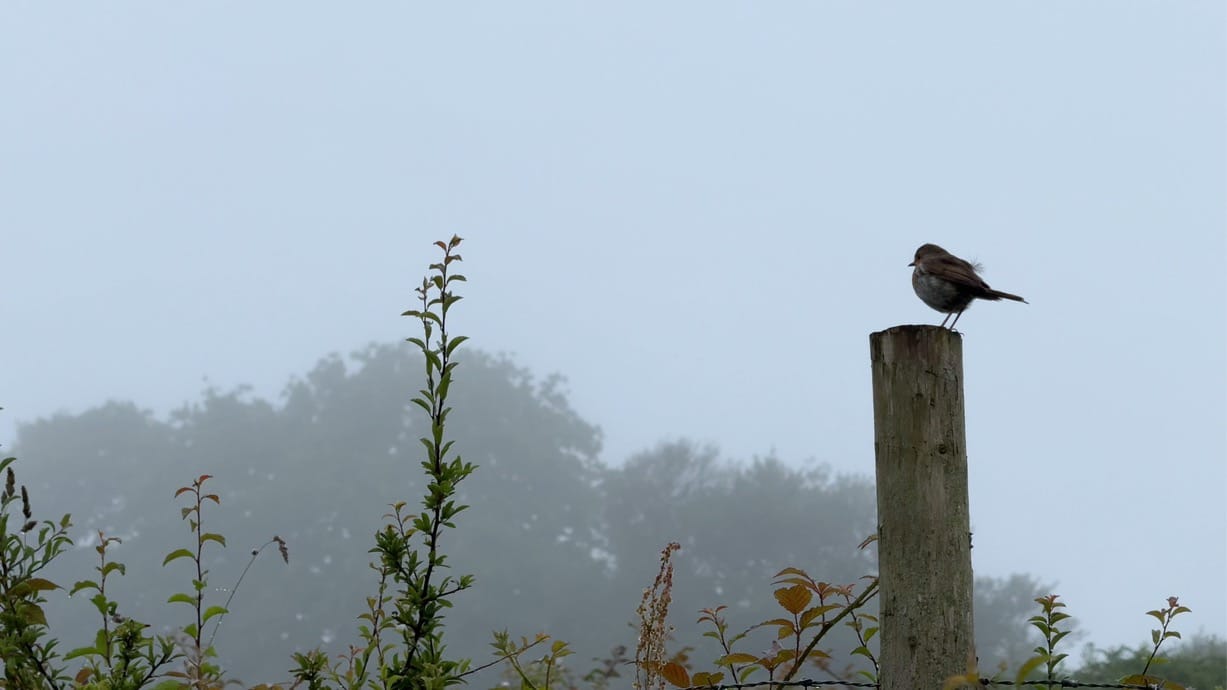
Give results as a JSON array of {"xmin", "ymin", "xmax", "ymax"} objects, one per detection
[
  {"xmin": 869, "ymin": 325, "xmax": 964, "ymax": 366},
  {"xmin": 870, "ymin": 325, "xmax": 963, "ymax": 339}
]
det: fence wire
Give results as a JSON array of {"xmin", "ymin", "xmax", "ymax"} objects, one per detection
[
  {"xmin": 973, "ymin": 680, "xmax": 1166, "ymax": 688},
  {"xmin": 678, "ymin": 679, "xmax": 1165, "ymax": 690}
]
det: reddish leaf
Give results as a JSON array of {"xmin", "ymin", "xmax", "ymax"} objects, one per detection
[
  {"xmin": 23, "ymin": 578, "xmax": 60, "ymax": 592},
  {"xmin": 661, "ymin": 662, "xmax": 690, "ymax": 688},
  {"xmin": 1121, "ymin": 674, "xmax": 1184, "ymax": 690},
  {"xmin": 774, "ymin": 584, "xmax": 812, "ymax": 614}
]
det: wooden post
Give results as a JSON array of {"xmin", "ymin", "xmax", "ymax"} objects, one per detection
[{"xmin": 870, "ymin": 325, "xmax": 975, "ymax": 690}]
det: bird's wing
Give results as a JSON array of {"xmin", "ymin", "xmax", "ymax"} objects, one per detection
[{"xmin": 931, "ymin": 254, "xmax": 993, "ymax": 290}]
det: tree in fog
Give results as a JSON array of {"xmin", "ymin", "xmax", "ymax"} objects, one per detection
[
  {"xmin": 1074, "ymin": 633, "xmax": 1225, "ymax": 689},
  {"xmin": 13, "ymin": 342, "xmax": 1058, "ymax": 682},
  {"xmin": 17, "ymin": 344, "xmax": 608, "ymax": 681}
]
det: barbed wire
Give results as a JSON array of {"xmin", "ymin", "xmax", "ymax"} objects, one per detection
[
  {"xmin": 677, "ymin": 681, "xmax": 875, "ymax": 689},
  {"xmin": 677, "ymin": 679, "xmax": 1164, "ymax": 690},
  {"xmin": 978, "ymin": 681, "xmax": 1163, "ymax": 688}
]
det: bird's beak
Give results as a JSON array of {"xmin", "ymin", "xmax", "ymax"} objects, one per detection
[{"xmin": 907, "ymin": 261, "xmax": 915, "ymax": 267}]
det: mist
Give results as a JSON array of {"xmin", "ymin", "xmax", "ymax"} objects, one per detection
[{"xmin": 1, "ymin": 3, "xmax": 1223, "ymax": 686}]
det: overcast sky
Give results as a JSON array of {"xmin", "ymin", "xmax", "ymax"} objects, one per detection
[{"xmin": 2, "ymin": 2, "xmax": 1224, "ymax": 658}]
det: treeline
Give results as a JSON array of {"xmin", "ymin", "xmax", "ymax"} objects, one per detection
[{"xmin": 5, "ymin": 343, "xmax": 1191, "ymax": 684}]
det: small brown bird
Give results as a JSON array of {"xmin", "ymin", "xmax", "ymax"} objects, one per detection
[{"xmin": 909, "ymin": 243, "xmax": 1027, "ymax": 330}]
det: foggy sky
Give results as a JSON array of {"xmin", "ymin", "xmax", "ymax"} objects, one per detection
[{"xmin": 2, "ymin": 2, "xmax": 1224, "ymax": 657}]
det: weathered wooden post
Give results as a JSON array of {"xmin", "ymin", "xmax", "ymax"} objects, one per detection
[{"xmin": 870, "ymin": 325, "xmax": 975, "ymax": 690}]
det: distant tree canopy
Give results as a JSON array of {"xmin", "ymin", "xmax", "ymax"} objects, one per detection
[
  {"xmin": 1076, "ymin": 634, "xmax": 1225, "ymax": 690},
  {"xmin": 14, "ymin": 342, "xmax": 1053, "ymax": 682}
]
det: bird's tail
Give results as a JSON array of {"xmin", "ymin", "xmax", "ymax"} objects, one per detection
[{"xmin": 986, "ymin": 288, "xmax": 1027, "ymax": 304}]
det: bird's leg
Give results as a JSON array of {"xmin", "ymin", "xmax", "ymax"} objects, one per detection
[
  {"xmin": 939, "ymin": 312, "xmax": 953, "ymax": 328},
  {"xmin": 947, "ymin": 310, "xmax": 965, "ymax": 330}
]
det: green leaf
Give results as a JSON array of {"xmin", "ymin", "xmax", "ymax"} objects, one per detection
[
  {"xmin": 424, "ymin": 349, "xmax": 442, "ymax": 371},
  {"xmin": 203, "ymin": 605, "xmax": 228, "ymax": 623},
  {"xmin": 162, "ymin": 548, "xmax": 194, "ymax": 566},
  {"xmin": 715, "ymin": 653, "xmax": 759, "ymax": 666},
  {"xmin": 168, "ymin": 592, "xmax": 196, "ymax": 606},
  {"xmin": 201, "ymin": 532, "xmax": 226, "ymax": 547},
  {"xmin": 70, "ymin": 580, "xmax": 100, "ymax": 596},
  {"xmin": 101, "ymin": 562, "xmax": 125, "ymax": 578},
  {"xmin": 23, "ymin": 603, "xmax": 48, "ymax": 625},
  {"xmin": 65, "ymin": 645, "xmax": 102, "ymax": 661},
  {"xmin": 445, "ymin": 335, "xmax": 469, "ymax": 357}
]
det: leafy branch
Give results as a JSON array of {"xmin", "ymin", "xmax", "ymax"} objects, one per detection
[
  {"xmin": 377, "ymin": 234, "xmax": 475, "ymax": 689},
  {"xmin": 0, "ymin": 456, "xmax": 74, "ymax": 689}
]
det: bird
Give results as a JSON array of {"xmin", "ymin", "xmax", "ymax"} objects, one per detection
[{"xmin": 909, "ymin": 243, "xmax": 1027, "ymax": 330}]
